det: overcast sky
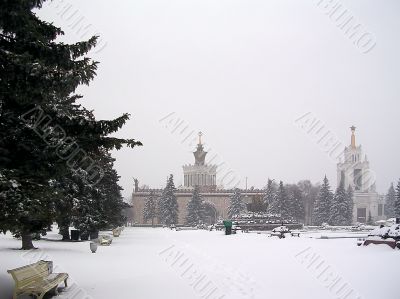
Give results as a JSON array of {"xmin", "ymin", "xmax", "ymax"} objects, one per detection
[{"xmin": 37, "ymin": 0, "xmax": 400, "ymax": 198}]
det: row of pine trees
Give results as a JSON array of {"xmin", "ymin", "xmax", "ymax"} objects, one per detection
[
  {"xmin": 313, "ymin": 176, "xmax": 353, "ymax": 226},
  {"xmin": 144, "ymin": 175, "xmax": 400, "ymax": 226}
]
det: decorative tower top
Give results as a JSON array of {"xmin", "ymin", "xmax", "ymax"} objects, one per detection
[
  {"xmin": 194, "ymin": 131, "xmax": 206, "ymax": 165},
  {"xmin": 350, "ymin": 125, "xmax": 356, "ymax": 149}
]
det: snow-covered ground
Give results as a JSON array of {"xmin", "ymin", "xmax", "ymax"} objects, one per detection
[{"xmin": 0, "ymin": 227, "xmax": 399, "ymax": 299}]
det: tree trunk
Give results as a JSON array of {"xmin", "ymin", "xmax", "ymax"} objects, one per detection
[
  {"xmin": 59, "ymin": 223, "xmax": 70, "ymax": 241},
  {"xmin": 21, "ymin": 232, "xmax": 35, "ymax": 250},
  {"xmin": 151, "ymin": 217, "xmax": 154, "ymax": 227}
]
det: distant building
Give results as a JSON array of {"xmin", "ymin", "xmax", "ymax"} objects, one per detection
[
  {"xmin": 131, "ymin": 133, "xmax": 263, "ymax": 225},
  {"xmin": 182, "ymin": 132, "xmax": 217, "ymax": 192},
  {"xmin": 336, "ymin": 126, "xmax": 386, "ymax": 223},
  {"xmin": 131, "ymin": 128, "xmax": 386, "ymax": 226}
]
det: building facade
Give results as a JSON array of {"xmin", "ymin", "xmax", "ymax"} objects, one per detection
[
  {"xmin": 336, "ymin": 126, "xmax": 386, "ymax": 223},
  {"xmin": 182, "ymin": 132, "xmax": 217, "ymax": 191},
  {"xmin": 131, "ymin": 133, "xmax": 263, "ymax": 225}
]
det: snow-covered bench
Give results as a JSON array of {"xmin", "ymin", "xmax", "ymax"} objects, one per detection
[
  {"xmin": 362, "ymin": 224, "xmax": 400, "ymax": 249},
  {"xmin": 98, "ymin": 234, "xmax": 113, "ymax": 246},
  {"xmin": 7, "ymin": 260, "xmax": 68, "ymax": 299},
  {"xmin": 363, "ymin": 237, "xmax": 397, "ymax": 249},
  {"xmin": 112, "ymin": 227, "xmax": 123, "ymax": 237},
  {"xmin": 270, "ymin": 226, "xmax": 291, "ymax": 238}
]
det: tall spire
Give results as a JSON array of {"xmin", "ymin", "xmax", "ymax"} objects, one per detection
[
  {"xmin": 350, "ymin": 125, "xmax": 356, "ymax": 149},
  {"xmin": 194, "ymin": 132, "xmax": 206, "ymax": 165}
]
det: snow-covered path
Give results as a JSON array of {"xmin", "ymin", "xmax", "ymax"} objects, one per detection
[{"xmin": 0, "ymin": 228, "xmax": 399, "ymax": 299}]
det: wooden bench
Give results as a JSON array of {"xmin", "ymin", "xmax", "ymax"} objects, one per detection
[
  {"xmin": 291, "ymin": 232, "xmax": 300, "ymax": 237},
  {"xmin": 7, "ymin": 260, "xmax": 68, "ymax": 299},
  {"xmin": 364, "ymin": 238, "xmax": 397, "ymax": 249}
]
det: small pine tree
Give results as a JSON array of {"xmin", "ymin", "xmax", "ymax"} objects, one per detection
[
  {"xmin": 228, "ymin": 188, "xmax": 246, "ymax": 218},
  {"xmin": 143, "ymin": 191, "xmax": 157, "ymax": 226},
  {"xmin": 297, "ymin": 180, "xmax": 320, "ymax": 225},
  {"xmin": 264, "ymin": 179, "xmax": 278, "ymax": 214},
  {"xmin": 277, "ymin": 181, "xmax": 291, "ymax": 221},
  {"xmin": 313, "ymin": 176, "xmax": 333, "ymax": 225},
  {"xmin": 287, "ymin": 184, "xmax": 305, "ymax": 223},
  {"xmin": 185, "ymin": 186, "xmax": 205, "ymax": 226},
  {"xmin": 158, "ymin": 175, "xmax": 179, "ymax": 225},
  {"xmin": 385, "ymin": 183, "xmax": 396, "ymax": 218},
  {"xmin": 395, "ymin": 180, "xmax": 400, "ymax": 218},
  {"xmin": 346, "ymin": 186, "xmax": 354, "ymax": 224},
  {"xmin": 330, "ymin": 181, "xmax": 350, "ymax": 226}
]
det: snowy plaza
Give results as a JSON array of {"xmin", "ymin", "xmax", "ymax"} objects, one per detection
[
  {"xmin": 2, "ymin": 1, "xmax": 400, "ymax": 299},
  {"xmin": 1, "ymin": 227, "xmax": 399, "ymax": 299}
]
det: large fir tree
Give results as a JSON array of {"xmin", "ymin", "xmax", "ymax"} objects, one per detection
[
  {"xmin": 385, "ymin": 183, "xmax": 396, "ymax": 218},
  {"xmin": 158, "ymin": 175, "xmax": 178, "ymax": 225},
  {"xmin": 313, "ymin": 176, "xmax": 333, "ymax": 225},
  {"xmin": 185, "ymin": 186, "xmax": 205, "ymax": 226},
  {"xmin": 330, "ymin": 181, "xmax": 350, "ymax": 226},
  {"xmin": 72, "ymin": 151, "xmax": 130, "ymax": 233},
  {"xmin": 0, "ymin": 1, "xmax": 141, "ymax": 249},
  {"xmin": 143, "ymin": 191, "xmax": 157, "ymax": 226},
  {"xmin": 228, "ymin": 188, "xmax": 246, "ymax": 218}
]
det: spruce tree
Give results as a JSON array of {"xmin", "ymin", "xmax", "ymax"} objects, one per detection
[
  {"xmin": 158, "ymin": 175, "xmax": 179, "ymax": 225},
  {"xmin": 395, "ymin": 180, "xmax": 400, "ymax": 218},
  {"xmin": 228, "ymin": 188, "xmax": 246, "ymax": 218},
  {"xmin": 330, "ymin": 181, "xmax": 350, "ymax": 226},
  {"xmin": 91, "ymin": 152, "xmax": 129, "ymax": 230},
  {"xmin": 346, "ymin": 186, "xmax": 354, "ymax": 224},
  {"xmin": 143, "ymin": 191, "xmax": 157, "ymax": 226},
  {"xmin": 0, "ymin": 1, "xmax": 142, "ymax": 249},
  {"xmin": 68, "ymin": 152, "xmax": 128, "ymax": 238},
  {"xmin": 286, "ymin": 184, "xmax": 305, "ymax": 223},
  {"xmin": 298, "ymin": 180, "xmax": 320, "ymax": 225},
  {"xmin": 264, "ymin": 179, "xmax": 278, "ymax": 214},
  {"xmin": 277, "ymin": 181, "xmax": 291, "ymax": 221},
  {"xmin": 185, "ymin": 186, "xmax": 205, "ymax": 226},
  {"xmin": 385, "ymin": 183, "xmax": 396, "ymax": 218},
  {"xmin": 313, "ymin": 176, "xmax": 333, "ymax": 225}
]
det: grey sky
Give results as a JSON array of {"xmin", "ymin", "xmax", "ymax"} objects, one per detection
[{"xmin": 37, "ymin": 0, "xmax": 400, "ymax": 198}]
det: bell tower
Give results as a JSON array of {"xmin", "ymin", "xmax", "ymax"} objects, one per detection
[
  {"xmin": 337, "ymin": 126, "xmax": 372, "ymax": 192},
  {"xmin": 336, "ymin": 126, "xmax": 384, "ymax": 224}
]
